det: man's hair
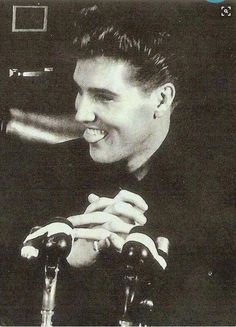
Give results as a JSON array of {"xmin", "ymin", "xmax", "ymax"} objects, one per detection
[{"xmin": 72, "ymin": 5, "xmax": 179, "ymax": 105}]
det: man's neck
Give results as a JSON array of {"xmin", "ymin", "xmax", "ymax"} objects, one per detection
[{"xmin": 127, "ymin": 128, "xmax": 170, "ymax": 181}]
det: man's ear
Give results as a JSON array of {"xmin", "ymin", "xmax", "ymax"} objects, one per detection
[{"xmin": 151, "ymin": 83, "xmax": 176, "ymax": 118}]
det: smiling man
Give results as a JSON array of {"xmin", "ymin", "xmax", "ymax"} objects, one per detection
[
  {"xmin": 64, "ymin": 16, "xmax": 177, "ymax": 272},
  {"xmin": 73, "ymin": 56, "xmax": 174, "ymax": 175},
  {"xmin": 52, "ymin": 8, "xmax": 187, "ymax": 325},
  {"xmin": 18, "ymin": 4, "xmax": 234, "ymax": 327},
  {"xmin": 20, "ymin": 7, "xmax": 181, "ymax": 325},
  {"xmin": 20, "ymin": 5, "xmax": 199, "ymax": 326}
]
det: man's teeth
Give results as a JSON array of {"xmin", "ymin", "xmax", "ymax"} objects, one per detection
[
  {"xmin": 86, "ymin": 128, "xmax": 106, "ymax": 136},
  {"xmin": 83, "ymin": 128, "xmax": 107, "ymax": 143}
]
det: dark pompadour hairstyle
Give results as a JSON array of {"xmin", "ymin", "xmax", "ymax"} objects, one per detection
[{"xmin": 72, "ymin": 5, "xmax": 178, "ymax": 103}]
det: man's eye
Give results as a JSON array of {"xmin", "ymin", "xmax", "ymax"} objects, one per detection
[{"xmin": 94, "ymin": 94, "xmax": 114, "ymax": 102}]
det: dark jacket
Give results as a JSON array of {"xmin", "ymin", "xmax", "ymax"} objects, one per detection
[{"xmin": 0, "ymin": 134, "xmax": 235, "ymax": 326}]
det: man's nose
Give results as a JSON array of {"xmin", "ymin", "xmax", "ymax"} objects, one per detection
[{"xmin": 75, "ymin": 93, "xmax": 96, "ymax": 123}]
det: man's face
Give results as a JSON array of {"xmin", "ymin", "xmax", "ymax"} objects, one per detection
[{"xmin": 73, "ymin": 56, "xmax": 159, "ymax": 172}]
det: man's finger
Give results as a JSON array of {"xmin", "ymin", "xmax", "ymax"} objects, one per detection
[
  {"xmin": 97, "ymin": 234, "xmax": 125, "ymax": 253},
  {"xmin": 115, "ymin": 190, "xmax": 148, "ymax": 212},
  {"xmin": 102, "ymin": 220, "xmax": 133, "ymax": 234},
  {"xmin": 96, "ymin": 238, "xmax": 111, "ymax": 251},
  {"xmin": 105, "ymin": 202, "xmax": 147, "ymax": 225},
  {"xmin": 85, "ymin": 197, "xmax": 114, "ymax": 213},
  {"xmin": 73, "ymin": 228, "xmax": 111, "ymax": 240},
  {"xmin": 68, "ymin": 212, "xmax": 121, "ymax": 227},
  {"xmin": 108, "ymin": 234, "xmax": 125, "ymax": 252},
  {"xmin": 87, "ymin": 193, "xmax": 100, "ymax": 204}
]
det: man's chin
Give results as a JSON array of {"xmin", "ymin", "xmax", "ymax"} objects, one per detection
[
  {"xmin": 89, "ymin": 147, "xmax": 108, "ymax": 163},
  {"xmin": 89, "ymin": 147, "xmax": 117, "ymax": 164}
]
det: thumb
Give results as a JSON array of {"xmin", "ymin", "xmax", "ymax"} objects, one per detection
[{"xmin": 108, "ymin": 233, "xmax": 125, "ymax": 253}]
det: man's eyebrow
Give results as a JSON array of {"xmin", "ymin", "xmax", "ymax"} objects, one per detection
[{"xmin": 89, "ymin": 88, "xmax": 119, "ymax": 98}]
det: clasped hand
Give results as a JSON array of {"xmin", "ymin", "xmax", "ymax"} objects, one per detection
[{"xmin": 67, "ymin": 190, "xmax": 148, "ymax": 267}]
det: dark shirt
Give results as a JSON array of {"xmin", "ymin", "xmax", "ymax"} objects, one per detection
[{"xmin": 0, "ymin": 134, "xmax": 235, "ymax": 325}]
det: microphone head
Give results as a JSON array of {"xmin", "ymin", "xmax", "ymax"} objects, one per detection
[
  {"xmin": 122, "ymin": 231, "xmax": 169, "ymax": 275},
  {"xmin": 21, "ymin": 217, "xmax": 73, "ymax": 261},
  {"xmin": 44, "ymin": 233, "xmax": 73, "ymax": 260},
  {"xmin": 122, "ymin": 241, "xmax": 152, "ymax": 268}
]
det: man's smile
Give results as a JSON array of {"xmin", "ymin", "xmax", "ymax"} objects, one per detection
[{"xmin": 83, "ymin": 127, "xmax": 108, "ymax": 144}]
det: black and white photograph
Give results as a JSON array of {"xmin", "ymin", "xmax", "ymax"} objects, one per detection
[{"xmin": 0, "ymin": 0, "xmax": 235, "ymax": 325}]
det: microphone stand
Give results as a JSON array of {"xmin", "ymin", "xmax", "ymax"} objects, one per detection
[
  {"xmin": 40, "ymin": 234, "xmax": 71, "ymax": 327},
  {"xmin": 119, "ymin": 271, "xmax": 141, "ymax": 327},
  {"xmin": 41, "ymin": 257, "xmax": 59, "ymax": 327},
  {"xmin": 119, "ymin": 243, "xmax": 154, "ymax": 327}
]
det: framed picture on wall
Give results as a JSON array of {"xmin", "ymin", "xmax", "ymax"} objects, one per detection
[{"xmin": 12, "ymin": 5, "xmax": 48, "ymax": 32}]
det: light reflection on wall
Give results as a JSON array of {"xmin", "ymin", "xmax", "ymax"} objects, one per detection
[{"xmin": 7, "ymin": 108, "xmax": 83, "ymax": 143}]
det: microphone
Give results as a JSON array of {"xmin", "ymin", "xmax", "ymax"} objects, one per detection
[
  {"xmin": 21, "ymin": 217, "xmax": 74, "ymax": 261},
  {"xmin": 123, "ymin": 228, "xmax": 169, "ymax": 272},
  {"xmin": 119, "ymin": 227, "xmax": 169, "ymax": 326},
  {"xmin": 21, "ymin": 217, "xmax": 74, "ymax": 327}
]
